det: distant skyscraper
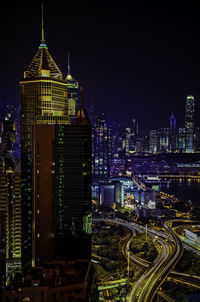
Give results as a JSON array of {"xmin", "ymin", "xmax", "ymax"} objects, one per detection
[
  {"xmin": 178, "ymin": 128, "xmax": 186, "ymax": 152},
  {"xmin": 194, "ymin": 98, "xmax": 200, "ymax": 152},
  {"xmin": 149, "ymin": 130, "xmax": 158, "ymax": 153},
  {"xmin": 169, "ymin": 113, "xmax": 177, "ymax": 152},
  {"xmin": 158, "ymin": 128, "xmax": 169, "ymax": 152},
  {"xmin": 169, "ymin": 112, "xmax": 176, "ymax": 132},
  {"xmin": 20, "ymin": 8, "xmax": 70, "ymax": 270},
  {"xmin": 94, "ymin": 113, "xmax": 110, "ymax": 181},
  {"xmin": 149, "ymin": 128, "xmax": 170, "ymax": 153},
  {"xmin": 66, "ymin": 53, "xmax": 79, "ymax": 122},
  {"xmin": 185, "ymin": 95, "xmax": 195, "ymax": 153}
]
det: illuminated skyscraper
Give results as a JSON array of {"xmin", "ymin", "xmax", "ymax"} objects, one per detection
[
  {"xmin": 0, "ymin": 168, "xmax": 21, "ymax": 267},
  {"xmin": 66, "ymin": 53, "xmax": 79, "ymax": 122},
  {"xmin": 169, "ymin": 113, "xmax": 176, "ymax": 133},
  {"xmin": 0, "ymin": 212, "xmax": 6, "ymax": 287},
  {"xmin": 31, "ymin": 101, "xmax": 92, "ymax": 264},
  {"xmin": 20, "ymin": 7, "xmax": 70, "ymax": 270},
  {"xmin": 178, "ymin": 128, "xmax": 186, "ymax": 152},
  {"xmin": 94, "ymin": 113, "xmax": 110, "ymax": 181},
  {"xmin": 1, "ymin": 113, "xmax": 17, "ymax": 171},
  {"xmin": 185, "ymin": 95, "xmax": 195, "ymax": 153},
  {"xmin": 149, "ymin": 130, "xmax": 158, "ymax": 153},
  {"xmin": 0, "ymin": 113, "xmax": 21, "ymax": 275},
  {"xmin": 169, "ymin": 113, "xmax": 177, "ymax": 152},
  {"xmin": 194, "ymin": 98, "xmax": 200, "ymax": 152}
]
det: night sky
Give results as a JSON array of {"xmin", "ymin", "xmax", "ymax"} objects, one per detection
[{"xmin": 1, "ymin": 1, "xmax": 200, "ymax": 129}]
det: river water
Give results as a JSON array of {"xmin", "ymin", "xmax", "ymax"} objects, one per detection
[{"xmin": 152, "ymin": 178, "xmax": 200, "ymax": 205}]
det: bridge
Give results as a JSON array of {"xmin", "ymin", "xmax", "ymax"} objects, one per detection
[{"xmin": 98, "ymin": 278, "xmax": 128, "ymax": 290}]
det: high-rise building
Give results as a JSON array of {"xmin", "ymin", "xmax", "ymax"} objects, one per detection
[
  {"xmin": 0, "ymin": 211, "xmax": 6, "ymax": 287},
  {"xmin": 30, "ymin": 90, "xmax": 92, "ymax": 264},
  {"xmin": 185, "ymin": 95, "xmax": 195, "ymax": 153},
  {"xmin": 169, "ymin": 113, "xmax": 177, "ymax": 152},
  {"xmin": 55, "ymin": 104, "xmax": 92, "ymax": 260},
  {"xmin": 149, "ymin": 130, "xmax": 158, "ymax": 153},
  {"xmin": 194, "ymin": 98, "xmax": 200, "ymax": 152},
  {"xmin": 0, "ymin": 168, "xmax": 21, "ymax": 267},
  {"xmin": 93, "ymin": 113, "xmax": 110, "ymax": 181},
  {"xmin": 1, "ymin": 113, "xmax": 17, "ymax": 171},
  {"xmin": 32, "ymin": 125, "xmax": 55, "ymax": 266},
  {"xmin": 158, "ymin": 128, "xmax": 169, "ymax": 152},
  {"xmin": 20, "ymin": 11, "xmax": 70, "ymax": 271},
  {"xmin": 66, "ymin": 53, "xmax": 79, "ymax": 122},
  {"xmin": 178, "ymin": 128, "xmax": 186, "ymax": 152},
  {"xmin": 0, "ymin": 113, "xmax": 21, "ymax": 276}
]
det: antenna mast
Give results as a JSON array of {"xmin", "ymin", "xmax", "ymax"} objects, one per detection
[{"xmin": 41, "ymin": 2, "xmax": 45, "ymax": 42}]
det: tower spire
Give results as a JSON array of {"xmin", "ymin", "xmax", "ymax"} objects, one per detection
[
  {"xmin": 41, "ymin": 2, "xmax": 45, "ymax": 43},
  {"xmin": 68, "ymin": 52, "xmax": 71, "ymax": 75}
]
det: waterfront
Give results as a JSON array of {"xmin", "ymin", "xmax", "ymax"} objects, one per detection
[{"xmin": 152, "ymin": 178, "xmax": 200, "ymax": 205}]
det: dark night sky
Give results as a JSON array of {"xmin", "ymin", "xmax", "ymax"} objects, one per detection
[{"xmin": 1, "ymin": 1, "xmax": 200, "ymax": 129}]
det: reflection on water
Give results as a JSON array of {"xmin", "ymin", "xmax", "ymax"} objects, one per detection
[{"xmin": 152, "ymin": 178, "xmax": 200, "ymax": 205}]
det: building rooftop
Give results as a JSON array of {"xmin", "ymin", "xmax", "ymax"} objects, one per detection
[{"xmin": 24, "ymin": 43, "xmax": 63, "ymax": 80}]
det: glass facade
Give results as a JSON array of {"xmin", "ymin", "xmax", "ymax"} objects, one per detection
[
  {"xmin": 20, "ymin": 44, "xmax": 70, "ymax": 271},
  {"xmin": 66, "ymin": 74, "xmax": 79, "ymax": 122},
  {"xmin": 55, "ymin": 122, "xmax": 92, "ymax": 259},
  {"xmin": 185, "ymin": 95, "xmax": 195, "ymax": 153},
  {"xmin": 94, "ymin": 113, "xmax": 110, "ymax": 181}
]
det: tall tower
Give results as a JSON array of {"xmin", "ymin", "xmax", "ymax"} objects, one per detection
[
  {"xmin": 94, "ymin": 113, "xmax": 110, "ymax": 182},
  {"xmin": 185, "ymin": 95, "xmax": 195, "ymax": 153},
  {"xmin": 31, "ymin": 91, "xmax": 92, "ymax": 264},
  {"xmin": 55, "ymin": 102, "xmax": 92, "ymax": 259},
  {"xmin": 169, "ymin": 113, "xmax": 177, "ymax": 152},
  {"xmin": 66, "ymin": 52, "xmax": 80, "ymax": 122},
  {"xmin": 169, "ymin": 112, "xmax": 176, "ymax": 133},
  {"xmin": 0, "ymin": 113, "xmax": 21, "ymax": 276},
  {"xmin": 20, "ymin": 6, "xmax": 70, "ymax": 271},
  {"xmin": 194, "ymin": 98, "xmax": 200, "ymax": 152}
]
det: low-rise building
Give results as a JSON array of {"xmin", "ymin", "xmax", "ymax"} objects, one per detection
[
  {"xmin": 3, "ymin": 260, "xmax": 92, "ymax": 302},
  {"xmin": 185, "ymin": 229, "xmax": 200, "ymax": 244}
]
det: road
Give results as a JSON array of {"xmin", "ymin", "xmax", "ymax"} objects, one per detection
[
  {"xmin": 94, "ymin": 218, "xmax": 176, "ymax": 301},
  {"xmin": 93, "ymin": 218, "xmax": 200, "ymax": 301}
]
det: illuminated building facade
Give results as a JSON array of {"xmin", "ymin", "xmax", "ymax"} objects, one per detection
[
  {"xmin": 94, "ymin": 113, "xmax": 110, "ymax": 181},
  {"xmin": 1, "ymin": 113, "xmax": 17, "ymax": 171},
  {"xmin": 169, "ymin": 113, "xmax": 177, "ymax": 152},
  {"xmin": 149, "ymin": 130, "xmax": 158, "ymax": 153},
  {"xmin": 66, "ymin": 53, "xmax": 79, "ymax": 122},
  {"xmin": 158, "ymin": 128, "xmax": 169, "ymax": 152},
  {"xmin": 20, "ymin": 29, "xmax": 70, "ymax": 270},
  {"xmin": 185, "ymin": 95, "xmax": 195, "ymax": 153},
  {"xmin": 0, "ymin": 211, "xmax": 6, "ymax": 287},
  {"xmin": 0, "ymin": 113, "xmax": 21, "ymax": 275},
  {"xmin": 32, "ymin": 105, "xmax": 92, "ymax": 265},
  {"xmin": 124, "ymin": 127, "xmax": 131, "ymax": 157},
  {"xmin": 194, "ymin": 98, "xmax": 200, "ymax": 152},
  {"xmin": 55, "ymin": 107, "xmax": 92, "ymax": 259},
  {"xmin": 178, "ymin": 128, "xmax": 186, "ymax": 152},
  {"xmin": 0, "ymin": 169, "xmax": 21, "ymax": 266}
]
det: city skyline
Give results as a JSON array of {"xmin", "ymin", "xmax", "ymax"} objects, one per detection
[
  {"xmin": 1, "ymin": 3, "xmax": 200, "ymax": 301},
  {"xmin": 1, "ymin": 2, "xmax": 200, "ymax": 128}
]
